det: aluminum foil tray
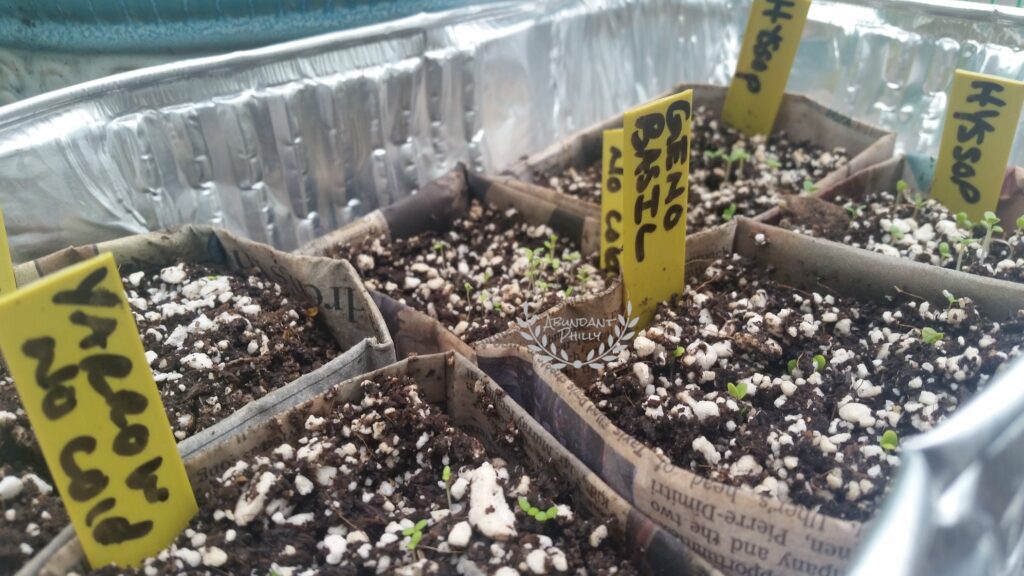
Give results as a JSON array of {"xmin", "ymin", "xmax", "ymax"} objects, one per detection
[
  {"xmin": 0, "ymin": 0, "xmax": 1021, "ymax": 261},
  {"xmin": 0, "ymin": 2, "xmax": 1023, "ymax": 575}
]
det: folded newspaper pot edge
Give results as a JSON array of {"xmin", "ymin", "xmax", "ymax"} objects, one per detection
[
  {"xmin": 11, "ymin": 224, "xmax": 398, "ymax": 576},
  {"xmin": 296, "ymin": 165, "xmax": 604, "ymax": 360},
  {"xmin": 27, "ymin": 352, "xmax": 717, "ymax": 576},
  {"xmin": 505, "ymin": 83, "xmax": 897, "ymax": 226},
  {"xmin": 774, "ymin": 154, "xmax": 1024, "ymax": 232},
  {"xmin": 475, "ymin": 217, "xmax": 1024, "ymax": 575}
]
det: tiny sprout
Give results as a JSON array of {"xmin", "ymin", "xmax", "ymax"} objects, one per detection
[
  {"xmin": 1017, "ymin": 215, "xmax": 1024, "ymax": 231},
  {"xmin": 403, "ymin": 519, "xmax": 430, "ymax": 550},
  {"xmin": 938, "ymin": 241, "xmax": 951, "ymax": 260},
  {"xmin": 802, "ymin": 180, "xmax": 818, "ymax": 194},
  {"xmin": 921, "ymin": 327, "xmax": 944, "ymax": 345},
  {"xmin": 895, "ymin": 180, "xmax": 908, "ymax": 195},
  {"xmin": 518, "ymin": 497, "xmax": 558, "ymax": 522},
  {"xmin": 943, "ymin": 289, "xmax": 956, "ymax": 309},
  {"xmin": 432, "ymin": 240, "xmax": 447, "ymax": 253},
  {"xmin": 787, "ymin": 358, "xmax": 798, "ymax": 374},
  {"xmin": 463, "ymin": 281, "xmax": 473, "ymax": 300},
  {"xmin": 726, "ymin": 382, "xmax": 748, "ymax": 401},
  {"xmin": 844, "ymin": 203, "xmax": 865, "ymax": 218},
  {"xmin": 722, "ymin": 203, "xmax": 738, "ymax": 222},
  {"xmin": 979, "ymin": 211, "xmax": 1004, "ymax": 261},
  {"xmin": 443, "ymin": 465, "xmax": 453, "ymax": 510},
  {"xmin": 812, "ymin": 354, "xmax": 827, "ymax": 372},
  {"xmin": 765, "ymin": 156, "xmax": 782, "ymax": 169},
  {"xmin": 492, "ymin": 300, "xmax": 503, "ymax": 312},
  {"xmin": 673, "ymin": 346, "xmax": 685, "ymax": 358},
  {"xmin": 880, "ymin": 430, "xmax": 899, "ymax": 452},
  {"xmin": 955, "ymin": 212, "xmax": 973, "ymax": 231},
  {"xmin": 888, "ymin": 225, "xmax": 905, "ymax": 241}
]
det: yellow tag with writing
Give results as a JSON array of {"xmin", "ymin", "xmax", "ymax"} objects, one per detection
[
  {"xmin": 722, "ymin": 0, "xmax": 812, "ymax": 136},
  {"xmin": 0, "ymin": 253, "xmax": 196, "ymax": 568},
  {"xmin": 0, "ymin": 208, "xmax": 15, "ymax": 295},
  {"xmin": 931, "ymin": 69, "xmax": 1024, "ymax": 221},
  {"xmin": 622, "ymin": 90, "xmax": 693, "ymax": 326},
  {"xmin": 601, "ymin": 129, "xmax": 625, "ymax": 272}
]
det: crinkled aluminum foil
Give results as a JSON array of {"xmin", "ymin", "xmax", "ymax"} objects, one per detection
[
  {"xmin": 0, "ymin": 1, "xmax": 1023, "ymax": 574},
  {"xmin": 1, "ymin": 0, "xmax": 1023, "ymax": 260}
]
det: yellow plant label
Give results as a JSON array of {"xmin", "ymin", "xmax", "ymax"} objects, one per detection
[
  {"xmin": 622, "ymin": 90, "xmax": 693, "ymax": 326},
  {"xmin": 0, "ymin": 253, "xmax": 196, "ymax": 568},
  {"xmin": 0, "ymin": 208, "xmax": 14, "ymax": 295},
  {"xmin": 931, "ymin": 69, "xmax": 1024, "ymax": 221},
  {"xmin": 722, "ymin": 0, "xmax": 812, "ymax": 136},
  {"xmin": 601, "ymin": 129, "xmax": 625, "ymax": 272}
]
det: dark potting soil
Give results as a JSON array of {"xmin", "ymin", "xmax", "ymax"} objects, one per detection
[
  {"xmin": 585, "ymin": 255, "xmax": 1023, "ymax": 521},
  {"xmin": 94, "ymin": 374, "xmax": 637, "ymax": 575},
  {"xmin": 778, "ymin": 186, "xmax": 1024, "ymax": 283},
  {"xmin": 533, "ymin": 106, "xmax": 849, "ymax": 232},
  {"xmin": 326, "ymin": 200, "xmax": 607, "ymax": 342},
  {"xmin": 0, "ymin": 263, "xmax": 339, "ymax": 574}
]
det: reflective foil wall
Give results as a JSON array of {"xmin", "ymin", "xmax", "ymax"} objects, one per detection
[{"xmin": 1, "ymin": 0, "xmax": 1023, "ymax": 260}]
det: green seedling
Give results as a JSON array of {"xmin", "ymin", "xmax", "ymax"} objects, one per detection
[
  {"xmin": 888, "ymin": 225, "xmax": 905, "ymax": 241},
  {"xmin": 492, "ymin": 300, "xmax": 503, "ymax": 313},
  {"xmin": 518, "ymin": 497, "xmax": 559, "ymax": 523},
  {"xmin": 726, "ymin": 382, "xmax": 748, "ymax": 401},
  {"xmin": 895, "ymin": 179, "xmax": 909, "ymax": 208},
  {"xmin": 765, "ymin": 156, "xmax": 782, "ymax": 169},
  {"xmin": 979, "ymin": 211, "xmax": 1004, "ymax": 261},
  {"xmin": 938, "ymin": 241, "xmax": 951, "ymax": 261},
  {"xmin": 722, "ymin": 202, "xmax": 738, "ymax": 222},
  {"xmin": 442, "ymin": 465, "xmax": 453, "ymax": 510},
  {"xmin": 403, "ymin": 519, "xmax": 429, "ymax": 550},
  {"xmin": 955, "ymin": 235, "xmax": 975, "ymax": 272},
  {"xmin": 921, "ymin": 327, "xmax": 944, "ymax": 345},
  {"xmin": 1017, "ymin": 215, "xmax": 1024, "ymax": 232},
  {"xmin": 463, "ymin": 281, "xmax": 473, "ymax": 301},
  {"xmin": 844, "ymin": 203, "xmax": 865, "ymax": 218},
  {"xmin": 812, "ymin": 354, "xmax": 827, "ymax": 372},
  {"xmin": 673, "ymin": 345, "xmax": 685, "ymax": 358},
  {"xmin": 562, "ymin": 287, "xmax": 574, "ymax": 298},
  {"xmin": 879, "ymin": 429, "xmax": 899, "ymax": 452},
  {"xmin": 432, "ymin": 240, "xmax": 447, "ymax": 256},
  {"xmin": 943, "ymin": 289, "xmax": 956, "ymax": 309},
  {"xmin": 955, "ymin": 212, "xmax": 973, "ymax": 231},
  {"xmin": 787, "ymin": 358, "xmax": 798, "ymax": 374},
  {"xmin": 728, "ymin": 146, "xmax": 751, "ymax": 178},
  {"xmin": 802, "ymin": 180, "xmax": 818, "ymax": 194}
]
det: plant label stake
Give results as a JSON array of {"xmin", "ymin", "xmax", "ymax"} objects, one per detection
[
  {"xmin": 722, "ymin": 0, "xmax": 812, "ymax": 136},
  {"xmin": 0, "ymin": 208, "xmax": 15, "ymax": 295},
  {"xmin": 601, "ymin": 129, "xmax": 625, "ymax": 272},
  {"xmin": 931, "ymin": 69, "xmax": 1024, "ymax": 221},
  {"xmin": 0, "ymin": 253, "xmax": 197, "ymax": 568},
  {"xmin": 622, "ymin": 90, "xmax": 693, "ymax": 326}
]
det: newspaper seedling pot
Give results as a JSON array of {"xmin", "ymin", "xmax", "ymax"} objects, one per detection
[
  {"xmin": 476, "ymin": 218, "xmax": 1024, "ymax": 575},
  {"xmin": 508, "ymin": 84, "xmax": 895, "ymax": 232},
  {"xmin": 774, "ymin": 154, "xmax": 1024, "ymax": 284},
  {"xmin": 7, "ymin": 225, "xmax": 394, "ymax": 576},
  {"xmin": 26, "ymin": 352, "xmax": 714, "ymax": 575},
  {"xmin": 298, "ymin": 166, "xmax": 616, "ymax": 360}
]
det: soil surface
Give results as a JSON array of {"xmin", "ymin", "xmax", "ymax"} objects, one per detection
[
  {"xmin": 93, "ymin": 374, "xmax": 637, "ymax": 575},
  {"xmin": 585, "ymin": 255, "xmax": 1024, "ymax": 521},
  {"xmin": 778, "ymin": 186, "xmax": 1024, "ymax": 283},
  {"xmin": 327, "ymin": 200, "xmax": 606, "ymax": 342},
  {"xmin": 0, "ymin": 263, "xmax": 339, "ymax": 575},
  {"xmin": 533, "ymin": 106, "xmax": 849, "ymax": 232}
]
